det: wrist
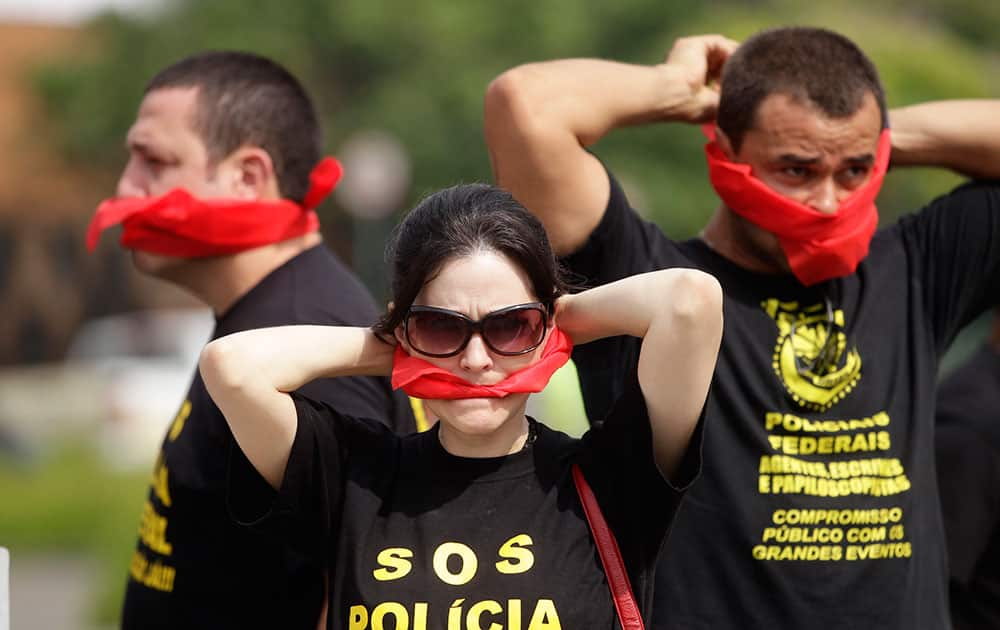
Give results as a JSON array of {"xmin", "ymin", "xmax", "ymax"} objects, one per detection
[
  {"xmin": 654, "ymin": 63, "xmax": 710, "ymax": 123},
  {"xmin": 367, "ymin": 329, "xmax": 398, "ymax": 376}
]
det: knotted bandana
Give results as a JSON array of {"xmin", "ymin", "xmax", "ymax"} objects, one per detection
[
  {"xmin": 391, "ymin": 327, "xmax": 572, "ymax": 399},
  {"xmin": 86, "ymin": 157, "xmax": 343, "ymax": 256},
  {"xmin": 704, "ymin": 128, "xmax": 891, "ymax": 285}
]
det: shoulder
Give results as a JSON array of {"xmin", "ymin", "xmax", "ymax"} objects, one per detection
[
  {"xmin": 561, "ymin": 166, "xmax": 688, "ymax": 283},
  {"xmin": 292, "ymin": 393, "xmax": 400, "ymax": 448},
  {"xmin": 287, "ymin": 245, "xmax": 382, "ymax": 325},
  {"xmin": 892, "ymin": 180, "xmax": 1000, "ymax": 233},
  {"xmin": 577, "ymin": 368, "xmax": 650, "ymax": 456},
  {"xmin": 532, "ymin": 420, "xmax": 581, "ymax": 456}
]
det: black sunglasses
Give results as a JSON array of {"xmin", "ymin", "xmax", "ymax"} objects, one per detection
[{"xmin": 403, "ymin": 302, "xmax": 549, "ymax": 358}]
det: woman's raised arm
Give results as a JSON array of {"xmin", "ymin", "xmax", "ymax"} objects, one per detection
[
  {"xmin": 556, "ymin": 268, "xmax": 723, "ymax": 477},
  {"xmin": 199, "ymin": 326, "xmax": 394, "ymax": 487}
]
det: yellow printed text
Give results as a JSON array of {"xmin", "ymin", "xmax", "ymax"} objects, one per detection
[
  {"xmin": 759, "ymin": 473, "xmax": 910, "ymax": 497},
  {"xmin": 767, "ymin": 431, "xmax": 890, "ymax": 455},
  {"xmin": 348, "ymin": 598, "xmax": 561, "ymax": 630},
  {"xmin": 138, "ymin": 499, "xmax": 172, "ymax": 555},
  {"xmin": 764, "ymin": 411, "xmax": 890, "ymax": 433},
  {"xmin": 129, "ymin": 549, "xmax": 176, "ymax": 592}
]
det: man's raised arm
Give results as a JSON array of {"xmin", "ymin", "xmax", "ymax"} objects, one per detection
[
  {"xmin": 484, "ymin": 35, "xmax": 737, "ymax": 256},
  {"xmin": 891, "ymin": 100, "xmax": 1000, "ymax": 179}
]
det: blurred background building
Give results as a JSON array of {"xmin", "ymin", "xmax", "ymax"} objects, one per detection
[
  {"xmin": 0, "ymin": 21, "xmax": 126, "ymax": 365},
  {"xmin": 0, "ymin": 0, "xmax": 998, "ymax": 628}
]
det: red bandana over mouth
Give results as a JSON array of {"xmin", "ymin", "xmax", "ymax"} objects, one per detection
[
  {"xmin": 85, "ymin": 157, "xmax": 343, "ymax": 256},
  {"xmin": 704, "ymin": 128, "xmax": 892, "ymax": 286},
  {"xmin": 391, "ymin": 327, "xmax": 573, "ymax": 399}
]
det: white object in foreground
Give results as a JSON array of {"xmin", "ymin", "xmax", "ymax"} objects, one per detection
[{"xmin": 0, "ymin": 547, "xmax": 8, "ymax": 630}]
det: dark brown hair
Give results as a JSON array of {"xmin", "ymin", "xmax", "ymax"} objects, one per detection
[
  {"xmin": 717, "ymin": 27, "xmax": 888, "ymax": 152},
  {"xmin": 146, "ymin": 51, "xmax": 320, "ymax": 203},
  {"xmin": 373, "ymin": 184, "xmax": 568, "ymax": 336}
]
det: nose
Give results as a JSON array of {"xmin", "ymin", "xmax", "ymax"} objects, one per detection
[
  {"xmin": 459, "ymin": 334, "xmax": 494, "ymax": 372},
  {"xmin": 116, "ymin": 158, "xmax": 146, "ymax": 198},
  {"xmin": 808, "ymin": 178, "xmax": 840, "ymax": 215}
]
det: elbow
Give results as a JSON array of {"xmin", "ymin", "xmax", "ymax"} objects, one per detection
[
  {"xmin": 199, "ymin": 337, "xmax": 249, "ymax": 401},
  {"xmin": 664, "ymin": 270, "xmax": 724, "ymax": 334},
  {"xmin": 484, "ymin": 67, "xmax": 551, "ymax": 147},
  {"xmin": 485, "ymin": 68, "xmax": 526, "ymax": 119},
  {"xmin": 484, "ymin": 70, "xmax": 526, "ymax": 141}
]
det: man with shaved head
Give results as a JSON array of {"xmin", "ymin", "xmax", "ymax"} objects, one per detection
[
  {"xmin": 89, "ymin": 51, "xmax": 416, "ymax": 629},
  {"xmin": 486, "ymin": 27, "xmax": 1000, "ymax": 629}
]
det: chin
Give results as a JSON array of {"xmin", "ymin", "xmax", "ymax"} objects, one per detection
[
  {"xmin": 431, "ymin": 395, "xmax": 525, "ymax": 436},
  {"xmin": 131, "ymin": 250, "xmax": 181, "ymax": 277}
]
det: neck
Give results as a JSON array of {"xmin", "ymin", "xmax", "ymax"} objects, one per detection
[
  {"xmin": 438, "ymin": 412, "xmax": 531, "ymax": 458},
  {"xmin": 701, "ymin": 205, "xmax": 790, "ymax": 275},
  {"xmin": 174, "ymin": 232, "xmax": 322, "ymax": 314}
]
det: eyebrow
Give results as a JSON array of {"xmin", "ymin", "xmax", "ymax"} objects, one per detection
[
  {"xmin": 777, "ymin": 154, "xmax": 821, "ymax": 165},
  {"xmin": 125, "ymin": 138, "xmax": 165, "ymax": 159},
  {"xmin": 844, "ymin": 154, "xmax": 876, "ymax": 165},
  {"xmin": 775, "ymin": 153, "xmax": 876, "ymax": 166}
]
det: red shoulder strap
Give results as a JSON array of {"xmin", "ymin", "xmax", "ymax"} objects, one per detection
[{"xmin": 572, "ymin": 463, "xmax": 645, "ymax": 629}]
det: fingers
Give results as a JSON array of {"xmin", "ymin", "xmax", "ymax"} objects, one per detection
[
  {"xmin": 666, "ymin": 34, "xmax": 740, "ymax": 83},
  {"xmin": 660, "ymin": 34, "xmax": 739, "ymax": 123},
  {"xmin": 703, "ymin": 36, "xmax": 738, "ymax": 84},
  {"xmin": 673, "ymin": 34, "xmax": 741, "ymax": 58}
]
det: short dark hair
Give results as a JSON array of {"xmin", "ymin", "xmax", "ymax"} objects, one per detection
[
  {"xmin": 373, "ymin": 184, "xmax": 568, "ymax": 336},
  {"xmin": 146, "ymin": 51, "xmax": 321, "ymax": 203},
  {"xmin": 717, "ymin": 27, "xmax": 888, "ymax": 153}
]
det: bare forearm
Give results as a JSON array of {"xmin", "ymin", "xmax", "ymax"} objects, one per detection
[
  {"xmin": 487, "ymin": 59, "xmax": 698, "ymax": 148},
  {"xmin": 558, "ymin": 269, "xmax": 723, "ymax": 478},
  {"xmin": 556, "ymin": 268, "xmax": 721, "ymax": 345},
  {"xmin": 199, "ymin": 326, "xmax": 394, "ymax": 487},
  {"xmin": 203, "ymin": 326, "xmax": 392, "ymax": 395},
  {"xmin": 891, "ymin": 100, "xmax": 1000, "ymax": 179},
  {"xmin": 484, "ymin": 36, "xmax": 736, "ymax": 257},
  {"xmin": 557, "ymin": 269, "xmax": 683, "ymax": 343}
]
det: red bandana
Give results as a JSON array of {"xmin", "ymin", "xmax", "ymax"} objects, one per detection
[
  {"xmin": 704, "ymin": 128, "xmax": 891, "ymax": 285},
  {"xmin": 85, "ymin": 157, "xmax": 343, "ymax": 256},
  {"xmin": 391, "ymin": 327, "xmax": 573, "ymax": 399}
]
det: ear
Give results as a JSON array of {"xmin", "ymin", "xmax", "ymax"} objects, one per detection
[
  {"xmin": 223, "ymin": 146, "xmax": 280, "ymax": 200},
  {"xmin": 389, "ymin": 302, "xmax": 411, "ymax": 352},
  {"xmin": 394, "ymin": 324, "xmax": 413, "ymax": 355},
  {"xmin": 715, "ymin": 126, "xmax": 738, "ymax": 161},
  {"xmin": 385, "ymin": 302, "xmax": 405, "ymax": 346}
]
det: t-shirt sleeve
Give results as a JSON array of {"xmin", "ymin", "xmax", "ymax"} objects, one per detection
[
  {"xmin": 562, "ymin": 168, "xmax": 694, "ymax": 424},
  {"xmin": 562, "ymin": 168, "xmax": 687, "ymax": 287},
  {"xmin": 299, "ymin": 374, "xmax": 416, "ymax": 435},
  {"xmin": 896, "ymin": 180, "xmax": 1000, "ymax": 352},
  {"xmin": 576, "ymin": 367, "xmax": 705, "ymax": 589},
  {"xmin": 227, "ymin": 395, "xmax": 386, "ymax": 559}
]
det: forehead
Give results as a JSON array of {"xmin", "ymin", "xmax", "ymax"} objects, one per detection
[
  {"xmin": 126, "ymin": 86, "xmax": 201, "ymax": 146},
  {"xmin": 743, "ymin": 92, "xmax": 882, "ymax": 158},
  {"xmin": 416, "ymin": 251, "xmax": 536, "ymax": 313}
]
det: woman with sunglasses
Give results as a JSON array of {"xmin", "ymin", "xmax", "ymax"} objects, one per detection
[{"xmin": 200, "ymin": 183, "xmax": 722, "ymax": 629}]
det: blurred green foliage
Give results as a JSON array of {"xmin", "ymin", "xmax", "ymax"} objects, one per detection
[
  {"xmin": 24, "ymin": 2, "xmax": 1000, "ymax": 625},
  {"xmin": 36, "ymin": 0, "xmax": 999, "ymax": 248},
  {"xmin": 0, "ymin": 443, "xmax": 148, "ymax": 625}
]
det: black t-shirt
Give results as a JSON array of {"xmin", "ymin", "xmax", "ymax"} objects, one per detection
[
  {"xmin": 121, "ymin": 245, "xmax": 416, "ymax": 630},
  {"xmin": 936, "ymin": 345, "xmax": 1000, "ymax": 630},
  {"xmin": 563, "ymin": 172, "xmax": 1000, "ymax": 629},
  {"xmin": 242, "ymin": 368, "xmax": 701, "ymax": 630}
]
